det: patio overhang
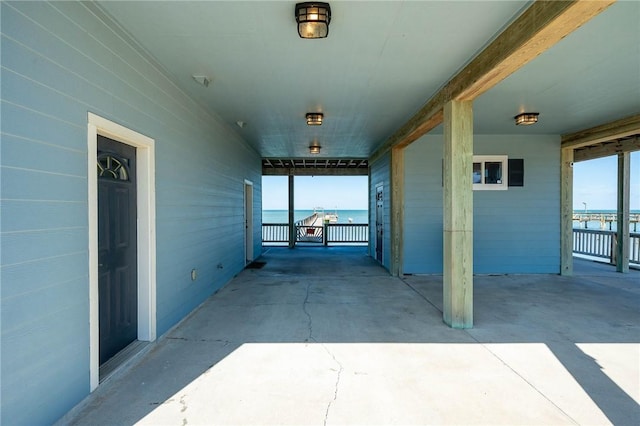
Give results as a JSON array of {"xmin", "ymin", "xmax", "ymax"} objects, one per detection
[
  {"xmin": 562, "ymin": 114, "xmax": 640, "ymax": 163},
  {"xmin": 560, "ymin": 114, "xmax": 640, "ymax": 276},
  {"xmin": 262, "ymin": 158, "xmax": 369, "ymax": 176}
]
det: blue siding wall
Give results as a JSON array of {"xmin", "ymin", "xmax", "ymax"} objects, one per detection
[
  {"xmin": 369, "ymin": 153, "xmax": 391, "ymax": 271},
  {"xmin": 1, "ymin": 2, "xmax": 261, "ymax": 424},
  {"xmin": 403, "ymin": 134, "xmax": 560, "ymax": 274},
  {"xmin": 404, "ymin": 137, "xmax": 444, "ymax": 273}
]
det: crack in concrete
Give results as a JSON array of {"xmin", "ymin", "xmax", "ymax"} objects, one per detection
[
  {"xmin": 179, "ymin": 394, "xmax": 188, "ymax": 426},
  {"xmin": 179, "ymin": 394, "xmax": 188, "ymax": 413},
  {"xmin": 301, "ymin": 283, "xmax": 343, "ymax": 424},
  {"xmin": 167, "ymin": 337, "xmax": 231, "ymax": 346},
  {"xmin": 303, "ymin": 282, "xmax": 314, "ymax": 342},
  {"xmin": 321, "ymin": 344, "xmax": 343, "ymax": 426}
]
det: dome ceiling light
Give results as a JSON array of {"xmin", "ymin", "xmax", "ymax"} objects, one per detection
[
  {"xmin": 309, "ymin": 143, "xmax": 321, "ymax": 154},
  {"xmin": 306, "ymin": 112, "xmax": 324, "ymax": 125},
  {"xmin": 295, "ymin": 3, "xmax": 331, "ymax": 39},
  {"xmin": 514, "ymin": 112, "xmax": 539, "ymax": 126}
]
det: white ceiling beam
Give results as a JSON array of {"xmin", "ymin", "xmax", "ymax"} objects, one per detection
[{"xmin": 371, "ymin": 0, "xmax": 615, "ymax": 162}]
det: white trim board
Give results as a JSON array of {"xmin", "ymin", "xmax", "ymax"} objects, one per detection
[
  {"xmin": 244, "ymin": 179, "xmax": 254, "ymax": 264},
  {"xmin": 87, "ymin": 113, "xmax": 157, "ymax": 391}
]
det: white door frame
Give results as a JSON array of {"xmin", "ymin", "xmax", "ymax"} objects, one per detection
[
  {"xmin": 87, "ymin": 113, "xmax": 156, "ymax": 390},
  {"xmin": 244, "ymin": 180, "xmax": 254, "ymax": 264},
  {"xmin": 375, "ymin": 182, "xmax": 384, "ymax": 264}
]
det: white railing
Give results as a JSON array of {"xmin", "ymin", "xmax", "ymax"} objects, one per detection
[
  {"xmin": 262, "ymin": 223, "xmax": 289, "ymax": 243},
  {"xmin": 297, "ymin": 225, "xmax": 323, "ymax": 243},
  {"xmin": 262, "ymin": 223, "xmax": 369, "ymax": 246},
  {"xmin": 573, "ymin": 229, "xmax": 640, "ymax": 265},
  {"xmin": 326, "ymin": 224, "xmax": 368, "ymax": 243},
  {"xmin": 262, "ymin": 213, "xmax": 320, "ymax": 244}
]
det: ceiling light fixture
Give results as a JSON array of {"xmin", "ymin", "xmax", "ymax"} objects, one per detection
[
  {"xmin": 295, "ymin": 2, "xmax": 331, "ymax": 39},
  {"xmin": 309, "ymin": 144, "xmax": 321, "ymax": 154},
  {"xmin": 514, "ymin": 112, "xmax": 539, "ymax": 126},
  {"xmin": 306, "ymin": 112, "xmax": 324, "ymax": 125}
]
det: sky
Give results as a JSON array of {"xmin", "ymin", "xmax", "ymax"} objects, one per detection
[
  {"xmin": 573, "ymin": 151, "xmax": 639, "ymax": 211},
  {"xmin": 262, "ymin": 176, "xmax": 368, "ymax": 210},
  {"xmin": 262, "ymin": 152, "xmax": 640, "ymax": 211}
]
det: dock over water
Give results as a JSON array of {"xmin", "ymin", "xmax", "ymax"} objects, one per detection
[
  {"xmin": 262, "ymin": 211, "xmax": 368, "ymax": 246},
  {"xmin": 573, "ymin": 213, "xmax": 640, "ymax": 231}
]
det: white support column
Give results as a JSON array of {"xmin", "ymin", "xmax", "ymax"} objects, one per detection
[
  {"xmin": 616, "ymin": 152, "xmax": 630, "ymax": 273},
  {"xmin": 443, "ymin": 100, "xmax": 473, "ymax": 329},
  {"xmin": 288, "ymin": 173, "xmax": 296, "ymax": 249},
  {"xmin": 560, "ymin": 147, "xmax": 574, "ymax": 276},
  {"xmin": 368, "ymin": 167, "xmax": 373, "ymax": 257}
]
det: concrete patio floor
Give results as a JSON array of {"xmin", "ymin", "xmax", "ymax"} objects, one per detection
[{"xmin": 60, "ymin": 247, "xmax": 640, "ymax": 425}]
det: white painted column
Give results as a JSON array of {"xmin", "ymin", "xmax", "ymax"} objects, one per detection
[
  {"xmin": 443, "ymin": 100, "xmax": 473, "ymax": 329},
  {"xmin": 560, "ymin": 147, "xmax": 574, "ymax": 276},
  {"xmin": 616, "ymin": 152, "xmax": 630, "ymax": 273},
  {"xmin": 288, "ymin": 173, "xmax": 296, "ymax": 248}
]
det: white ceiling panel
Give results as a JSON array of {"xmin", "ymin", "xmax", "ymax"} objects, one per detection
[
  {"xmin": 97, "ymin": 1, "xmax": 639, "ymax": 157},
  {"xmin": 474, "ymin": 1, "xmax": 640, "ymax": 135}
]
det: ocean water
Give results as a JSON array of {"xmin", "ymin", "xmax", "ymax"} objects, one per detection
[{"xmin": 263, "ymin": 209, "xmax": 369, "ymax": 224}]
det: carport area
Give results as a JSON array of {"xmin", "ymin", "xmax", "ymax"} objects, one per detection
[{"xmin": 61, "ymin": 247, "xmax": 639, "ymax": 425}]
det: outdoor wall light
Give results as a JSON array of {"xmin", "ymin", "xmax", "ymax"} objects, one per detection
[
  {"xmin": 309, "ymin": 144, "xmax": 321, "ymax": 154},
  {"xmin": 295, "ymin": 2, "xmax": 331, "ymax": 39},
  {"xmin": 306, "ymin": 112, "xmax": 324, "ymax": 125},
  {"xmin": 514, "ymin": 112, "xmax": 539, "ymax": 126}
]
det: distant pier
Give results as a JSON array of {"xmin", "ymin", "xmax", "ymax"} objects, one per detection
[
  {"xmin": 572, "ymin": 213, "xmax": 640, "ymax": 231},
  {"xmin": 263, "ymin": 211, "xmax": 367, "ymax": 246}
]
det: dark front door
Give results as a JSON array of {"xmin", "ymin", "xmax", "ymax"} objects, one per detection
[
  {"xmin": 98, "ymin": 136, "xmax": 137, "ymax": 365},
  {"xmin": 375, "ymin": 185, "xmax": 383, "ymax": 263}
]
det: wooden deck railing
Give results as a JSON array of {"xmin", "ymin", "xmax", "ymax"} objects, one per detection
[
  {"xmin": 573, "ymin": 228, "xmax": 640, "ymax": 265},
  {"xmin": 262, "ymin": 223, "xmax": 369, "ymax": 245}
]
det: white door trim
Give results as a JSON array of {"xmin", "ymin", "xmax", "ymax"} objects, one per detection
[
  {"xmin": 87, "ymin": 113, "xmax": 156, "ymax": 391},
  {"xmin": 244, "ymin": 179, "xmax": 254, "ymax": 264}
]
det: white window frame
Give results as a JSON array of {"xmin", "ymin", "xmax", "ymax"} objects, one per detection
[{"xmin": 473, "ymin": 155, "xmax": 508, "ymax": 190}]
